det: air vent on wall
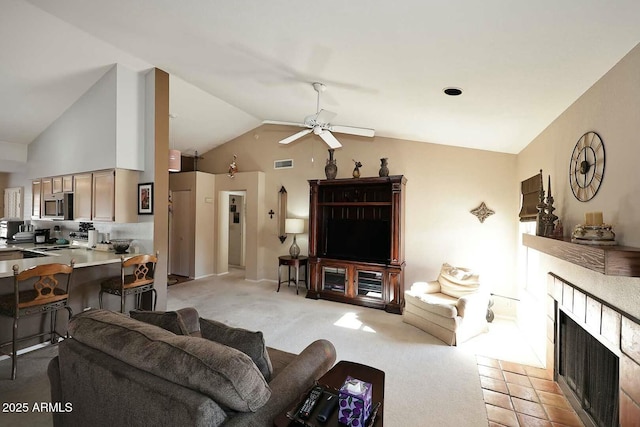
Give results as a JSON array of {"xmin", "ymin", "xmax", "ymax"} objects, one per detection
[{"xmin": 274, "ymin": 159, "xmax": 294, "ymax": 169}]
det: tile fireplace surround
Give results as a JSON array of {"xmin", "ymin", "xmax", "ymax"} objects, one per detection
[{"xmin": 546, "ymin": 273, "xmax": 640, "ymax": 426}]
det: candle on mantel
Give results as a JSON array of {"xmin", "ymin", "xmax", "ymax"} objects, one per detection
[{"xmin": 585, "ymin": 212, "xmax": 604, "ymax": 226}]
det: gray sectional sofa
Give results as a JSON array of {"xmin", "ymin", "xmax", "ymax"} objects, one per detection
[{"xmin": 48, "ymin": 308, "xmax": 336, "ymax": 426}]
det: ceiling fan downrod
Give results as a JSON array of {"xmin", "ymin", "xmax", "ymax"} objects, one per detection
[{"xmin": 312, "ymin": 82, "xmax": 326, "ymax": 113}]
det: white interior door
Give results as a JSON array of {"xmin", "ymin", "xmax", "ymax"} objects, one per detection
[{"xmin": 170, "ymin": 190, "xmax": 192, "ymax": 276}]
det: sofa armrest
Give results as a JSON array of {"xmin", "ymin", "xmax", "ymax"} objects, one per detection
[
  {"xmin": 456, "ymin": 292, "xmax": 490, "ymax": 318},
  {"xmin": 223, "ymin": 339, "xmax": 336, "ymax": 427},
  {"xmin": 48, "ymin": 357, "xmax": 64, "ymax": 427}
]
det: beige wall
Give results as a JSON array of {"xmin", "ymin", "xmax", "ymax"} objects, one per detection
[
  {"xmin": 198, "ymin": 126, "xmax": 519, "ymax": 313},
  {"xmin": 516, "ymin": 42, "xmax": 640, "ymax": 320},
  {"xmin": 213, "ymin": 171, "xmax": 266, "ymax": 281}
]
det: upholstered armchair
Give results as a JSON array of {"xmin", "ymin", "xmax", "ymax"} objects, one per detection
[{"xmin": 403, "ymin": 263, "xmax": 489, "ymax": 345}]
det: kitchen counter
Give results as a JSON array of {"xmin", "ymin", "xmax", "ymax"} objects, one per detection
[
  {"xmin": 0, "ymin": 241, "xmax": 124, "ymax": 277},
  {"xmin": 0, "ymin": 241, "xmax": 145, "ymax": 353}
]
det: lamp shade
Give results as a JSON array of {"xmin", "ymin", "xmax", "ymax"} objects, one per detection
[
  {"xmin": 285, "ymin": 218, "xmax": 304, "ymax": 234},
  {"xmin": 168, "ymin": 149, "xmax": 181, "ymax": 172}
]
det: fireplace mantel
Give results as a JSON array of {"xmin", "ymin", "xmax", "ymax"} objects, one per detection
[{"xmin": 523, "ymin": 234, "xmax": 640, "ymax": 277}]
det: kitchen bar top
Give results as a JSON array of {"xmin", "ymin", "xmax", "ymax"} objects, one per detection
[{"xmin": 0, "ymin": 241, "xmax": 124, "ymax": 278}]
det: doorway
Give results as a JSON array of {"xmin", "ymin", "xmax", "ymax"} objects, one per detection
[
  {"xmin": 169, "ymin": 189, "xmax": 192, "ymax": 277},
  {"xmin": 227, "ymin": 192, "xmax": 246, "ymax": 268}
]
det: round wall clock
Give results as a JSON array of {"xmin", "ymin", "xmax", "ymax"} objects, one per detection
[{"xmin": 569, "ymin": 131, "xmax": 605, "ymax": 202}]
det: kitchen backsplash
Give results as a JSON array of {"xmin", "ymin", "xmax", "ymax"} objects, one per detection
[{"xmin": 29, "ymin": 220, "xmax": 153, "ymax": 254}]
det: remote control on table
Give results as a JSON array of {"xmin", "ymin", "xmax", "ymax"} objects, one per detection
[
  {"xmin": 316, "ymin": 392, "xmax": 338, "ymax": 423},
  {"xmin": 297, "ymin": 385, "xmax": 324, "ymax": 420}
]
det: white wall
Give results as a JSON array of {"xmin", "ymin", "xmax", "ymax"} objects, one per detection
[
  {"xmin": 27, "ymin": 66, "xmax": 117, "ymax": 178},
  {"xmin": 116, "ymin": 64, "xmax": 145, "ymax": 170},
  {"xmin": 26, "ymin": 64, "xmax": 146, "ymax": 179},
  {"xmin": 0, "ymin": 141, "xmax": 28, "ymax": 173}
]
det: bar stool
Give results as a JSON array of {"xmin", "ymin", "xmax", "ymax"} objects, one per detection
[
  {"xmin": 0, "ymin": 260, "xmax": 75, "ymax": 380},
  {"xmin": 99, "ymin": 252, "xmax": 158, "ymax": 313}
]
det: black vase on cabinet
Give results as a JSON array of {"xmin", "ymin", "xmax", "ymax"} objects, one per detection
[{"xmin": 325, "ymin": 149, "xmax": 337, "ymax": 179}]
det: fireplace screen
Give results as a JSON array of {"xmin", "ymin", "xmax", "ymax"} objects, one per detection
[{"xmin": 558, "ymin": 311, "xmax": 619, "ymax": 427}]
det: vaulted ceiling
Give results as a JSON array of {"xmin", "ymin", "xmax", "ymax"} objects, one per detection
[{"xmin": 2, "ymin": 0, "xmax": 640, "ymax": 172}]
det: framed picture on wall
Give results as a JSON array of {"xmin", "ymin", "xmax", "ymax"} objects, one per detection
[{"xmin": 138, "ymin": 183, "xmax": 154, "ymax": 215}]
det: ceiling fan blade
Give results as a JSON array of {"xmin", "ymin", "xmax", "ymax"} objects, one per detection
[
  {"xmin": 314, "ymin": 109, "xmax": 337, "ymax": 125},
  {"xmin": 318, "ymin": 130, "xmax": 342, "ymax": 149},
  {"xmin": 329, "ymin": 125, "xmax": 375, "ymax": 138},
  {"xmin": 279, "ymin": 129, "xmax": 312, "ymax": 145},
  {"xmin": 263, "ymin": 120, "xmax": 310, "ymax": 129}
]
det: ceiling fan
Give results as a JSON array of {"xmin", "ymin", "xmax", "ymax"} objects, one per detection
[{"xmin": 263, "ymin": 82, "xmax": 375, "ymax": 149}]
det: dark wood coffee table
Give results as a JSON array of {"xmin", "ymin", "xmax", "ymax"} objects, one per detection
[{"xmin": 273, "ymin": 360, "xmax": 385, "ymax": 426}]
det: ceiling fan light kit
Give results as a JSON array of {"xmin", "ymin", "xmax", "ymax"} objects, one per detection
[{"xmin": 263, "ymin": 82, "xmax": 375, "ymax": 149}]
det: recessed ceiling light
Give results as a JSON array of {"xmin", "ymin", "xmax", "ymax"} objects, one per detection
[{"xmin": 443, "ymin": 87, "xmax": 463, "ymax": 96}]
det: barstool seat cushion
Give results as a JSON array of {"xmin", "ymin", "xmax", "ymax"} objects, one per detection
[{"xmin": 101, "ymin": 275, "xmax": 154, "ymax": 291}]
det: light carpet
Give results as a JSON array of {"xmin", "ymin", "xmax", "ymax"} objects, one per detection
[
  {"xmin": 168, "ymin": 269, "xmax": 490, "ymax": 426},
  {"xmin": 0, "ymin": 268, "xmax": 540, "ymax": 426}
]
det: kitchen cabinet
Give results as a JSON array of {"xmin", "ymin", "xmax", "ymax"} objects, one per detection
[
  {"xmin": 31, "ymin": 180, "xmax": 41, "ymax": 219},
  {"xmin": 42, "ymin": 178, "xmax": 53, "ymax": 197},
  {"xmin": 52, "ymin": 176, "xmax": 73, "ymax": 193},
  {"xmin": 92, "ymin": 170, "xmax": 115, "ymax": 222},
  {"xmin": 111, "ymin": 169, "xmax": 138, "ymax": 223},
  {"xmin": 92, "ymin": 169, "xmax": 138, "ymax": 223},
  {"xmin": 63, "ymin": 176, "xmax": 73, "ymax": 192},
  {"xmin": 52, "ymin": 177, "xmax": 63, "ymax": 193},
  {"xmin": 73, "ymin": 173, "xmax": 93, "ymax": 221},
  {"xmin": 75, "ymin": 169, "xmax": 137, "ymax": 223},
  {"xmin": 33, "ymin": 169, "xmax": 138, "ymax": 223}
]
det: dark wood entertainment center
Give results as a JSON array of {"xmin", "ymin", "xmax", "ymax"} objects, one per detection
[{"xmin": 306, "ymin": 175, "xmax": 406, "ymax": 314}]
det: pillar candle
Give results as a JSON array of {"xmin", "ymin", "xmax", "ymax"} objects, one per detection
[
  {"xmin": 585, "ymin": 212, "xmax": 593, "ymax": 225},
  {"xmin": 593, "ymin": 212, "xmax": 603, "ymax": 225},
  {"xmin": 585, "ymin": 212, "xmax": 604, "ymax": 226}
]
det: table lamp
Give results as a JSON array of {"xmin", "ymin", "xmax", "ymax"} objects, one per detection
[{"xmin": 285, "ymin": 218, "xmax": 305, "ymax": 258}]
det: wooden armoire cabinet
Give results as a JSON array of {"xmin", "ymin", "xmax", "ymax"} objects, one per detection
[{"xmin": 306, "ymin": 175, "xmax": 406, "ymax": 314}]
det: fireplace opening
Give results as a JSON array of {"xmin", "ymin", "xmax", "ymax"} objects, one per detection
[{"xmin": 557, "ymin": 310, "xmax": 619, "ymax": 427}]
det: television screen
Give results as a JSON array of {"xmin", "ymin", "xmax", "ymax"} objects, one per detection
[{"xmin": 324, "ymin": 219, "xmax": 391, "ymax": 263}]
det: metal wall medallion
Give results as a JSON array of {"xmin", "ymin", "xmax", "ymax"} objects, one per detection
[{"xmin": 471, "ymin": 202, "xmax": 495, "ymax": 223}]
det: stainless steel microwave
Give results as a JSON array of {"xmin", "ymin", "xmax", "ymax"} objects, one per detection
[{"xmin": 43, "ymin": 193, "xmax": 74, "ymax": 220}]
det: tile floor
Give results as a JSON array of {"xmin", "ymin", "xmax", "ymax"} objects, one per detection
[{"xmin": 477, "ymin": 355, "xmax": 585, "ymax": 427}]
